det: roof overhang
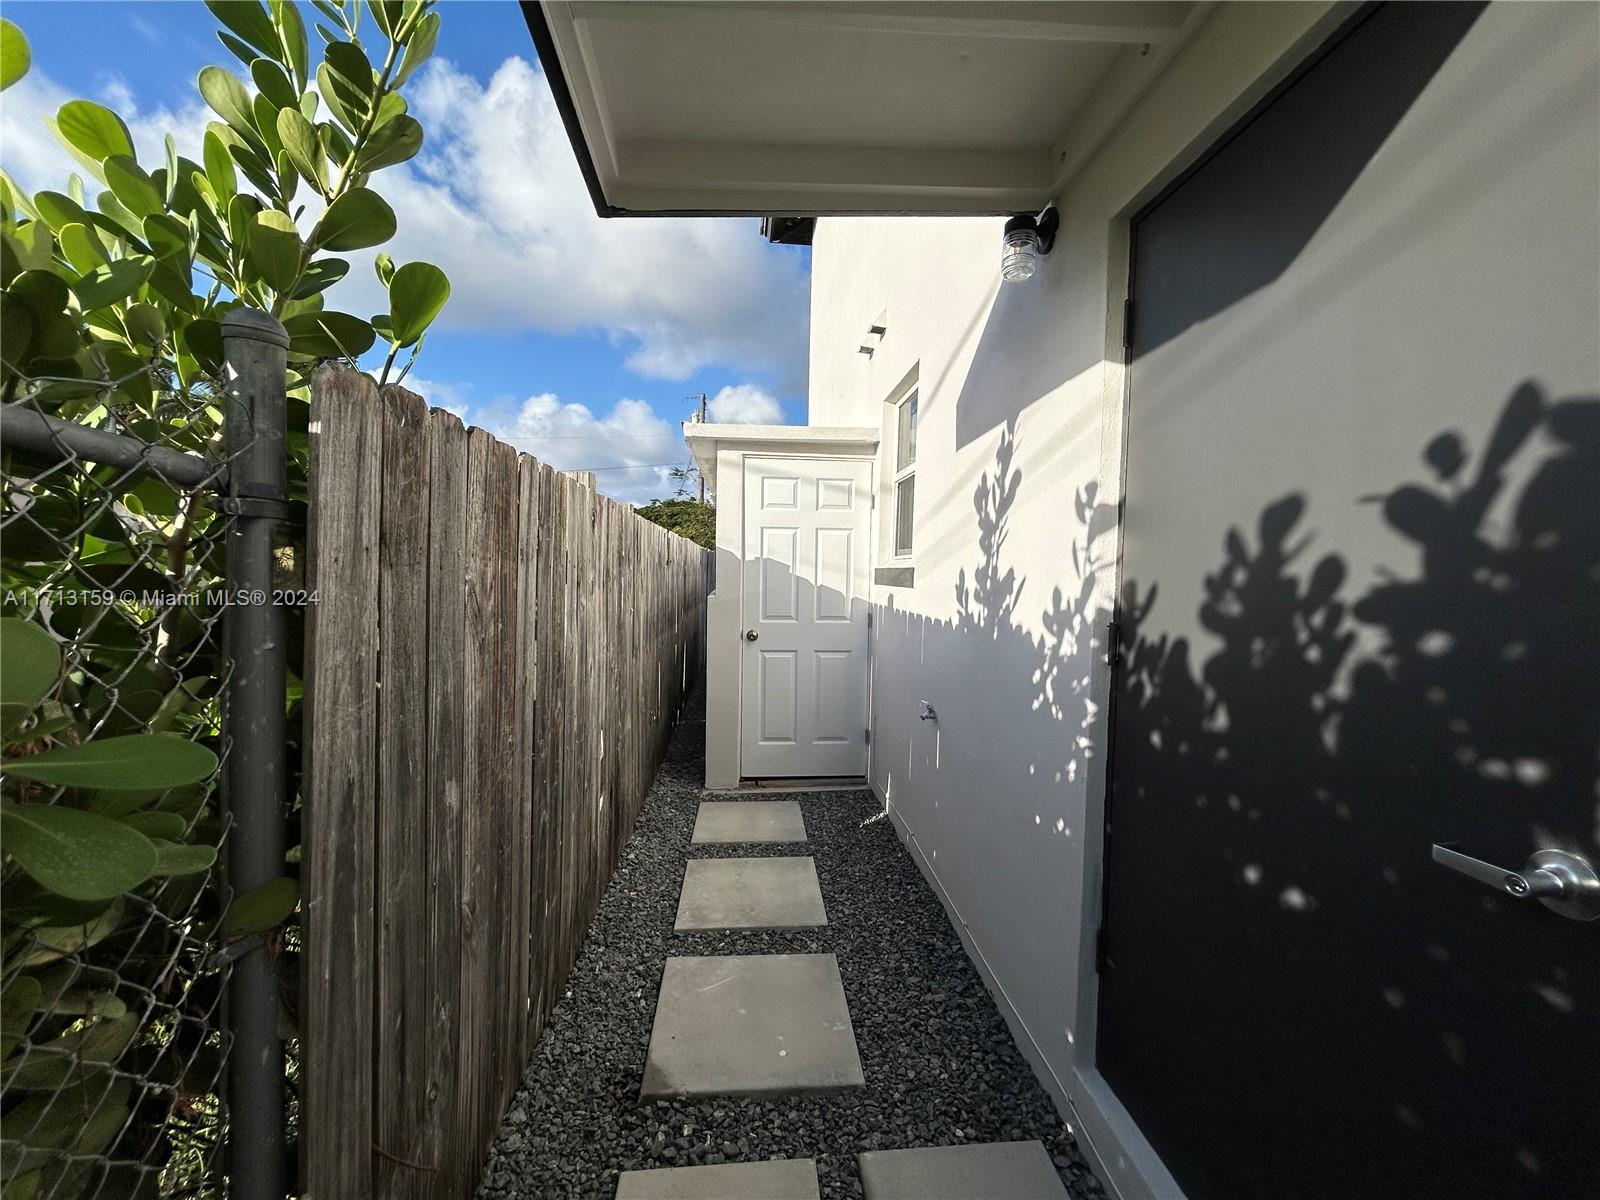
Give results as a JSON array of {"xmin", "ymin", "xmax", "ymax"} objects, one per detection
[
  {"xmin": 684, "ymin": 423, "xmax": 879, "ymax": 495},
  {"xmin": 523, "ymin": 1, "xmax": 1210, "ymax": 216}
]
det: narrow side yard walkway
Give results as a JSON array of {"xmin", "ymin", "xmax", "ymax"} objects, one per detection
[{"xmin": 476, "ymin": 693, "xmax": 1105, "ymax": 1198}]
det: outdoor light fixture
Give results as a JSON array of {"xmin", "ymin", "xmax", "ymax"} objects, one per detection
[{"xmin": 1001, "ymin": 206, "xmax": 1060, "ymax": 283}]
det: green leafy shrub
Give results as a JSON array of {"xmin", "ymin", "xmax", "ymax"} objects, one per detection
[
  {"xmin": 1, "ymin": 3, "xmax": 452, "ymax": 1192},
  {"xmin": 1, "ymin": 615, "xmax": 224, "ymax": 1198},
  {"xmin": 2, "ymin": 0, "xmax": 451, "ymax": 405},
  {"xmin": 636, "ymin": 497, "xmax": 715, "ymax": 550}
]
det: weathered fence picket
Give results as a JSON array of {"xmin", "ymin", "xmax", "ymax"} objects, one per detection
[
  {"xmin": 302, "ymin": 367, "xmax": 382, "ymax": 1199},
  {"xmin": 302, "ymin": 365, "xmax": 709, "ymax": 1198},
  {"xmin": 375, "ymin": 382, "xmax": 430, "ymax": 1200},
  {"xmin": 422, "ymin": 404, "xmax": 468, "ymax": 1196}
]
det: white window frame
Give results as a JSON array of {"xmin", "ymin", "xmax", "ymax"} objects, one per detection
[{"xmin": 890, "ymin": 386, "xmax": 917, "ymax": 560}]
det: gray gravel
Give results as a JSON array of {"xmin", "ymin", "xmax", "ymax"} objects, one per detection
[{"xmin": 477, "ymin": 695, "xmax": 1106, "ymax": 1199}]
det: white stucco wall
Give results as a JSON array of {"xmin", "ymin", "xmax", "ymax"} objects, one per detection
[
  {"xmin": 812, "ymin": 202, "xmax": 1108, "ymax": 1081},
  {"xmin": 804, "ymin": 4, "xmax": 1439, "ymax": 1193},
  {"xmin": 811, "ymin": 206, "xmax": 1117, "ymax": 1146}
]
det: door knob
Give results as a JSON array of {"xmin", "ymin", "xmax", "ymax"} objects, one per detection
[
  {"xmin": 744, "ymin": 629, "xmax": 759, "ymax": 642},
  {"xmin": 1431, "ymin": 843, "xmax": 1600, "ymax": 921}
]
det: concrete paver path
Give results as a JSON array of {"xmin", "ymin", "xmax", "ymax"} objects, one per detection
[
  {"xmin": 615, "ymin": 1158, "xmax": 820, "ymax": 1199},
  {"xmin": 473, "ymin": 694, "xmax": 1103, "ymax": 1199},
  {"xmin": 674, "ymin": 856, "xmax": 828, "ymax": 932},
  {"xmin": 640, "ymin": 953, "xmax": 864, "ymax": 1099},
  {"xmin": 690, "ymin": 799, "xmax": 807, "ymax": 843},
  {"xmin": 858, "ymin": 1140, "xmax": 1070, "ymax": 1199}
]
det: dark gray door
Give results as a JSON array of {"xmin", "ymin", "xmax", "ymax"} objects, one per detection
[{"xmin": 1098, "ymin": 3, "xmax": 1600, "ymax": 1197}]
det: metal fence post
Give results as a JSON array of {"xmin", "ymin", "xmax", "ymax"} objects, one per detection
[{"xmin": 221, "ymin": 310, "xmax": 291, "ymax": 1199}]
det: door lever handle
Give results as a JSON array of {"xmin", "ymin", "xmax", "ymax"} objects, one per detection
[
  {"xmin": 1431, "ymin": 843, "xmax": 1600, "ymax": 921},
  {"xmin": 1431, "ymin": 844, "xmax": 1560, "ymax": 897}
]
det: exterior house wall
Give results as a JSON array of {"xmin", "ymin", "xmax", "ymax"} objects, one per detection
[
  {"xmin": 705, "ymin": 448, "xmax": 744, "ymax": 788},
  {"xmin": 805, "ymin": 3, "xmax": 1596, "ymax": 1195},
  {"xmin": 812, "ymin": 203, "xmax": 1107, "ymax": 1098},
  {"xmin": 802, "ymin": 3, "xmax": 1521, "ymax": 1193},
  {"xmin": 1089, "ymin": 1, "xmax": 1600, "ymax": 1192},
  {"xmin": 812, "ymin": 207, "xmax": 1123, "ymax": 1167}
]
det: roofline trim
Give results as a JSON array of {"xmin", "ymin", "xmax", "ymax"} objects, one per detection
[{"xmin": 520, "ymin": 1, "xmax": 621, "ymax": 218}]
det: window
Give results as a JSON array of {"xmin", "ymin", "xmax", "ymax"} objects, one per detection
[{"xmin": 892, "ymin": 388, "xmax": 917, "ymax": 557}]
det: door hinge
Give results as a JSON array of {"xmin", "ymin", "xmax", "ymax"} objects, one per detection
[
  {"xmin": 1122, "ymin": 297, "xmax": 1135, "ymax": 354},
  {"xmin": 866, "ymin": 610, "xmax": 873, "ymax": 628},
  {"xmin": 1095, "ymin": 926, "xmax": 1110, "ymax": 973},
  {"xmin": 864, "ymin": 727, "xmax": 871, "ymax": 746},
  {"xmin": 1105, "ymin": 619, "xmax": 1122, "ymax": 667}
]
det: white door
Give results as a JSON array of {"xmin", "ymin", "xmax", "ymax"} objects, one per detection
[{"xmin": 740, "ymin": 455, "xmax": 871, "ymax": 777}]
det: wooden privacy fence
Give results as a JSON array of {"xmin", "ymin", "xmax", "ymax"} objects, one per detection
[{"xmin": 300, "ymin": 365, "xmax": 710, "ymax": 1198}]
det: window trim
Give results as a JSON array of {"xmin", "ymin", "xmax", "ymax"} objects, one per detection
[{"xmin": 890, "ymin": 387, "xmax": 917, "ymax": 560}]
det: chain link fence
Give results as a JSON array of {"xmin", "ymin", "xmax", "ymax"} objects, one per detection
[{"xmin": 2, "ymin": 315, "xmax": 292, "ymax": 1199}]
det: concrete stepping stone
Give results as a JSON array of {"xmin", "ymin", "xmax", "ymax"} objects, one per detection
[
  {"xmin": 674, "ymin": 857, "xmax": 827, "ymax": 932},
  {"xmin": 615, "ymin": 1158, "xmax": 820, "ymax": 1199},
  {"xmin": 691, "ymin": 800, "xmax": 807, "ymax": 844},
  {"xmin": 640, "ymin": 954, "xmax": 863, "ymax": 1099},
  {"xmin": 857, "ymin": 1141, "xmax": 1069, "ymax": 1199}
]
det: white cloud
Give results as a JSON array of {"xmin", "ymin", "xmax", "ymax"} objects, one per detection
[
  {"xmin": 706, "ymin": 383, "xmax": 784, "ymax": 424},
  {"xmin": 349, "ymin": 56, "xmax": 810, "ymax": 389},
  {"xmin": 0, "ymin": 70, "xmax": 214, "ymax": 196},
  {"xmin": 0, "ymin": 69, "xmax": 77, "ymax": 193},
  {"xmin": 476, "ymin": 391, "xmax": 689, "ymax": 506},
  {"xmin": 127, "ymin": 13, "xmax": 164, "ymax": 47},
  {"xmin": 97, "ymin": 78, "xmax": 139, "ymax": 120},
  {"xmin": 1, "ymin": 50, "xmax": 809, "ymax": 408},
  {"xmin": 119, "ymin": 95, "xmax": 215, "ymax": 177},
  {"xmin": 399, "ymin": 374, "xmax": 472, "ymax": 418}
]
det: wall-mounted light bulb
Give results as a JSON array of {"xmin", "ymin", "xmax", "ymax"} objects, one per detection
[
  {"xmin": 1001, "ymin": 206, "xmax": 1060, "ymax": 284},
  {"xmin": 1001, "ymin": 226, "xmax": 1043, "ymax": 282}
]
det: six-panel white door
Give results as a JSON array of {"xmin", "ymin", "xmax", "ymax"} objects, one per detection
[{"xmin": 740, "ymin": 456, "xmax": 871, "ymax": 778}]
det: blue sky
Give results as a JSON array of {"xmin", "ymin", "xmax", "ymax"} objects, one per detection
[{"xmin": 1, "ymin": 0, "xmax": 812, "ymax": 502}]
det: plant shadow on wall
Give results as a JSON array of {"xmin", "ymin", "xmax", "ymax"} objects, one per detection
[
  {"xmin": 1099, "ymin": 381, "xmax": 1600, "ymax": 1197},
  {"xmin": 954, "ymin": 422, "xmax": 1113, "ymax": 799},
  {"xmin": 868, "ymin": 387, "xmax": 1597, "ymax": 1193},
  {"xmin": 873, "ymin": 421, "xmax": 1112, "ymax": 962}
]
